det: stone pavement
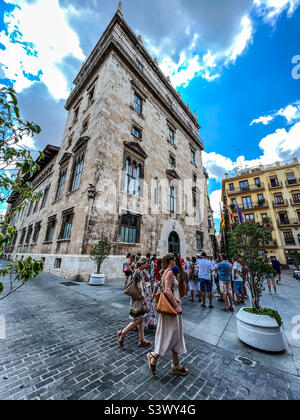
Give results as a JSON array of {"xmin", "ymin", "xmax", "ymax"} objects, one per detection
[{"xmin": 0, "ymin": 260, "xmax": 300, "ymax": 400}]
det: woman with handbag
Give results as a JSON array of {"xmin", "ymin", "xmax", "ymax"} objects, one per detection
[
  {"xmin": 118, "ymin": 258, "xmax": 151, "ymax": 348},
  {"xmin": 147, "ymin": 253, "xmax": 188, "ymax": 376}
]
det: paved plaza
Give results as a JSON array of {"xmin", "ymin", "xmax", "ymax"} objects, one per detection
[{"xmin": 0, "ymin": 260, "xmax": 300, "ymax": 400}]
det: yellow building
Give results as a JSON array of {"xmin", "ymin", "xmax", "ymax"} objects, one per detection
[{"xmin": 221, "ymin": 158, "xmax": 300, "ymax": 267}]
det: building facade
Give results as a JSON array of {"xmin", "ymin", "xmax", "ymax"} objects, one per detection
[
  {"xmin": 4, "ymin": 5, "xmax": 214, "ymax": 280},
  {"xmin": 221, "ymin": 158, "xmax": 300, "ymax": 266}
]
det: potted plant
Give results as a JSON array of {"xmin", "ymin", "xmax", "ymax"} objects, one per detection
[
  {"xmin": 229, "ymin": 222, "xmax": 286, "ymax": 352},
  {"xmin": 257, "ymin": 198, "xmax": 265, "ymax": 207},
  {"xmin": 89, "ymin": 239, "xmax": 111, "ymax": 286}
]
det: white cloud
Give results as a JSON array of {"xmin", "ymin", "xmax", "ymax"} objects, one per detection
[
  {"xmin": 225, "ymin": 16, "xmax": 253, "ymax": 64},
  {"xmin": 1, "ymin": 0, "xmax": 85, "ymax": 100},
  {"xmin": 250, "ymin": 101, "xmax": 300, "ymax": 126},
  {"xmin": 209, "ymin": 189, "xmax": 222, "ymax": 219},
  {"xmin": 254, "ymin": 0, "xmax": 300, "ymax": 23}
]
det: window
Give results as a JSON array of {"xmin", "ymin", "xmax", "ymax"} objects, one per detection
[
  {"xmin": 245, "ymin": 214, "xmax": 255, "ymax": 222},
  {"xmin": 33, "ymin": 197, "xmax": 40, "ymax": 214},
  {"xmin": 32, "ymin": 222, "xmax": 41, "ymax": 243},
  {"xmin": 283, "ymin": 230, "xmax": 295, "ymax": 244},
  {"xmin": 191, "ymin": 149, "xmax": 196, "ymax": 165},
  {"xmin": 270, "ymin": 175, "xmax": 279, "ymax": 187},
  {"xmin": 261, "ymin": 213, "xmax": 268, "ymax": 220},
  {"xmin": 286, "ymin": 172, "xmax": 296, "ymax": 185},
  {"xmin": 292, "ymin": 192, "xmax": 300, "ymax": 203},
  {"xmin": 59, "ymin": 210, "xmax": 73, "ymax": 240},
  {"xmin": 132, "ymin": 125, "xmax": 142, "ymax": 139},
  {"xmin": 124, "ymin": 158, "xmax": 141, "ymax": 196},
  {"xmin": 196, "ymin": 231, "xmax": 203, "ymax": 250},
  {"xmin": 257, "ymin": 194, "xmax": 264, "ymax": 201},
  {"xmin": 169, "ymin": 153, "xmax": 176, "ymax": 166},
  {"xmin": 297, "ymin": 210, "xmax": 300, "ymax": 222},
  {"xmin": 134, "ymin": 93, "xmax": 142, "ymax": 115},
  {"xmin": 240, "ymin": 180, "xmax": 249, "ymax": 191},
  {"xmin": 56, "ymin": 168, "xmax": 67, "ymax": 200},
  {"xmin": 154, "ymin": 177, "xmax": 158, "ymax": 205},
  {"xmin": 67, "ymin": 135, "xmax": 73, "ymax": 149},
  {"xmin": 88, "ymin": 86, "xmax": 95, "ymax": 105},
  {"xmin": 70, "ymin": 152, "xmax": 84, "ymax": 192},
  {"xmin": 120, "ymin": 215, "xmax": 139, "ymax": 243},
  {"xmin": 169, "ymin": 185, "xmax": 176, "ymax": 212},
  {"xmin": 81, "ymin": 117, "xmax": 89, "ymax": 134},
  {"xmin": 25, "ymin": 225, "xmax": 33, "ymax": 244},
  {"xmin": 45, "ymin": 217, "xmax": 56, "ymax": 242},
  {"xmin": 208, "ymin": 218, "xmax": 213, "ymax": 230},
  {"xmin": 40, "ymin": 186, "xmax": 50, "ymax": 209},
  {"xmin": 27, "ymin": 201, "xmax": 33, "ymax": 218},
  {"xmin": 254, "ymin": 177, "xmax": 261, "ymax": 187},
  {"xmin": 168, "ymin": 128, "xmax": 175, "ymax": 145},
  {"xmin": 279, "ymin": 212, "xmax": 289, "ymax": 224},
  {"xmin": 274, "ymin": 194, "xmax": 284, "ymax": 204},
  {"xmin": 231, "ymin": 198, "xmax": 237, "ymax": 206},
  {"xmin": 19, "ymin": 228, "xmax": 26, "ymax": 245},
  {"xmin": 242, "ymin": 196, "xmax": 252, "ymax": 209},
  {"xmin": 73, "ymin": 105, "xmax": 79, "ymax": 123},
  {"xmin": 193, "ymin": 173, "xmax": 197, "ymax": 184},
  {"xmin": 229, "ymin": 183, "xmax": 234, "ymax": 191},
  {"xmin": 54, "ymin": 258, "xmax": 62, "ymax": 269},
  {"xmin": 136, "ymin": 59, "xmax": 143, "ymax": 71}
]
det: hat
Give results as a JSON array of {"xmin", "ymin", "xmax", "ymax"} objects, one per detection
[{"xmin": 136, "ymin": 257, "xmax": 147, "ymax": 267}]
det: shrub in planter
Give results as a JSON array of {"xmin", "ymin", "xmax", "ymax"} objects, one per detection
[
  {"xmin": 229, "ymin": 222, "xmax": 285, "ymax": 351},
  {"xmin": 89, "ymin": 239, "xmax": 111, "ymax": 285}
]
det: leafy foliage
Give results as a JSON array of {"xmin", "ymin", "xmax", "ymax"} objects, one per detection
[
  {"xmin": 0, "ymin": 87, "xmax": 44, "ymax": 298},
  {"xmin": 229, "ymin": 221, "xmax": 276, "ymax": 311},
  {"xmin": 0, "ymin": 257, "xmax": 44, "ymax": 300},
  {"xmin": 245, "ymin": 307, "xmax": 282, "ymax": 327},
  {"xmin": 89, "ymin": 239, "xmax": 111, "ymax": 274}
]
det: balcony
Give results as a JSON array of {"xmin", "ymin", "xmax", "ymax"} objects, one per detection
[
  {"xmin": 230, "ymin": 200, "xmax": 269, "ymax": 212},
  {"xmin": 291, "ymin": 198, "xmax": 300, "ymax": 206},
  {"xmin": 267, "ymin": 240, "xmax": 278, "ymax": 248},
  {"xmin": 277, "ymin": 218, "xmax": 300, "ymax": 227},
  {"xmin": 269, "ymin": 181, "xmax": 283, "ymax": 189},
  {"xmin": 286, "ymin": 178, "xmax": 300, "ymax": 187},
  {"xmin": 285, "ymin": 238, "xmax": 296, "ymax": 245},
  {"xmin": 227, "ymin": 182, "xmax": 265, "ymax": 196},
  {"xmin": 272, "ymin": 199, "xmax": 289, "ymax": 208}
]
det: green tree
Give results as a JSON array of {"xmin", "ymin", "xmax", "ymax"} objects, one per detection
[
  {"xmin": 228, "ymin": 221, "xmax": 275, "ymax": 310},
  {"xmin": 90, "ymin": 239, "xmax": 111, "ymax": 274},
  {"xmin": 0, "ymin": 86, "xmax": 44, "ymax": 298}
]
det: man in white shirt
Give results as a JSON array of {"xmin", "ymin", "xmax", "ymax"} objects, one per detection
[
  {"xmin": 198, "ymin": 252, "xmax": 213, "ymax": 308},
  {"xmin": 232, "ymin": 258, "xmax": 244, "ymax": 304}
]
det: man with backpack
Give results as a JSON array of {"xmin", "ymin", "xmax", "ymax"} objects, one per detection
[{"xmin": 188, "ymin": 257, "xmax": 200, "ymax": 302}]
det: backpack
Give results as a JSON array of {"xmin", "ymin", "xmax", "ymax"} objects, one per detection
[{"xmin": 191, "ymin": 264, "xmax": 198, "ymax": 280}]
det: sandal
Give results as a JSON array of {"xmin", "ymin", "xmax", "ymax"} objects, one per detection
[
  {"xmin": 147, "ymin": 352, "xmax": 158, "ymax": 375},
  {"xmin": 118, "ymin": 330, "xmax": 124, "ymax": 347},
  {"xmin": 171, "ymin": 363, "xmax": 189, "ymax": 376},
  {"xmin": 138, "ymin": 339, "xmax": 151, "ymax": 347}
]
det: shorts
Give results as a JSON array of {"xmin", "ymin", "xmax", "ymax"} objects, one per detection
[
  {"xmin": 189, "ymin": 279, "xmax": 200, "ymax": 291},
  {"xmin": 124, "ymin": 270, "xmax": 132, "ymax": 277},
  {"xmin": 200, "ymin": 279, "xmax": 212, "ymax": 293},
  {"xmin": 233, "ymin": 281, "xmax": 243, "ymax": 293},
  {"xmin": 220, "ymin": 281, "xmax": 232, "ymax": 294}
]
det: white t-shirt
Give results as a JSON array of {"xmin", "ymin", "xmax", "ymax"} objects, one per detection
[
  {"xmin": 232, "ymin": 261, "xmax": 243, "ymax": 282},
  {"xmin": 210, "ymin": 260, "xmax": 217, "ymax": 271},
  {"xmin": 197, "ymin": 258, "xmax": 211, "ymax": 280}
]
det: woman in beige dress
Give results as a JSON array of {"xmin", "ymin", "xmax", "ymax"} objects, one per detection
[{"xmin": 147, "ymin": 253, "xmax": 188, "ymax": 376}]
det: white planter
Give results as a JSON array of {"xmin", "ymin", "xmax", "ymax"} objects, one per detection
[
  {"xmin": 89, "ymin": 273, "xmax": 105, "ymax": 286},
  {"xmin": 236, "ymin": 307, "xmax": 286, "ymax": 352}
]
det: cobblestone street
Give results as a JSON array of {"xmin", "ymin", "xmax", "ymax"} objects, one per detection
[{"xmin": 0, "ymin": 260, "xmax": 300, "ymax": 400}]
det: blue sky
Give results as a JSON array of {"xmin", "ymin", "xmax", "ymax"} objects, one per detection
[{"xmin": 1, "ymin": 0, "xmax": 300, "ymax": 230}]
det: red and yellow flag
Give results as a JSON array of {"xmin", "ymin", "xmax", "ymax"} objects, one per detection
[{"xmin": 220, "ymin": 212, "xmax": 225, "ymax": 228}]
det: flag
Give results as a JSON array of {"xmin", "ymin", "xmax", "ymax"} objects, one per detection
[
  {"xmin": 237, "ymin": 204, "xmax": 244, "ymax": 223},
  {"xmin": 220, "ymin": 212, "xmax": 225, "ymax": 228},
  {"xmin": 229, "ymin": 209, "xmax": 235, "ymax": 226}
]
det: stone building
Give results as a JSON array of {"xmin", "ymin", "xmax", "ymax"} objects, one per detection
[{"xmin": 4, "ymin": 4, "xmax": 214, "ymax": 280}]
